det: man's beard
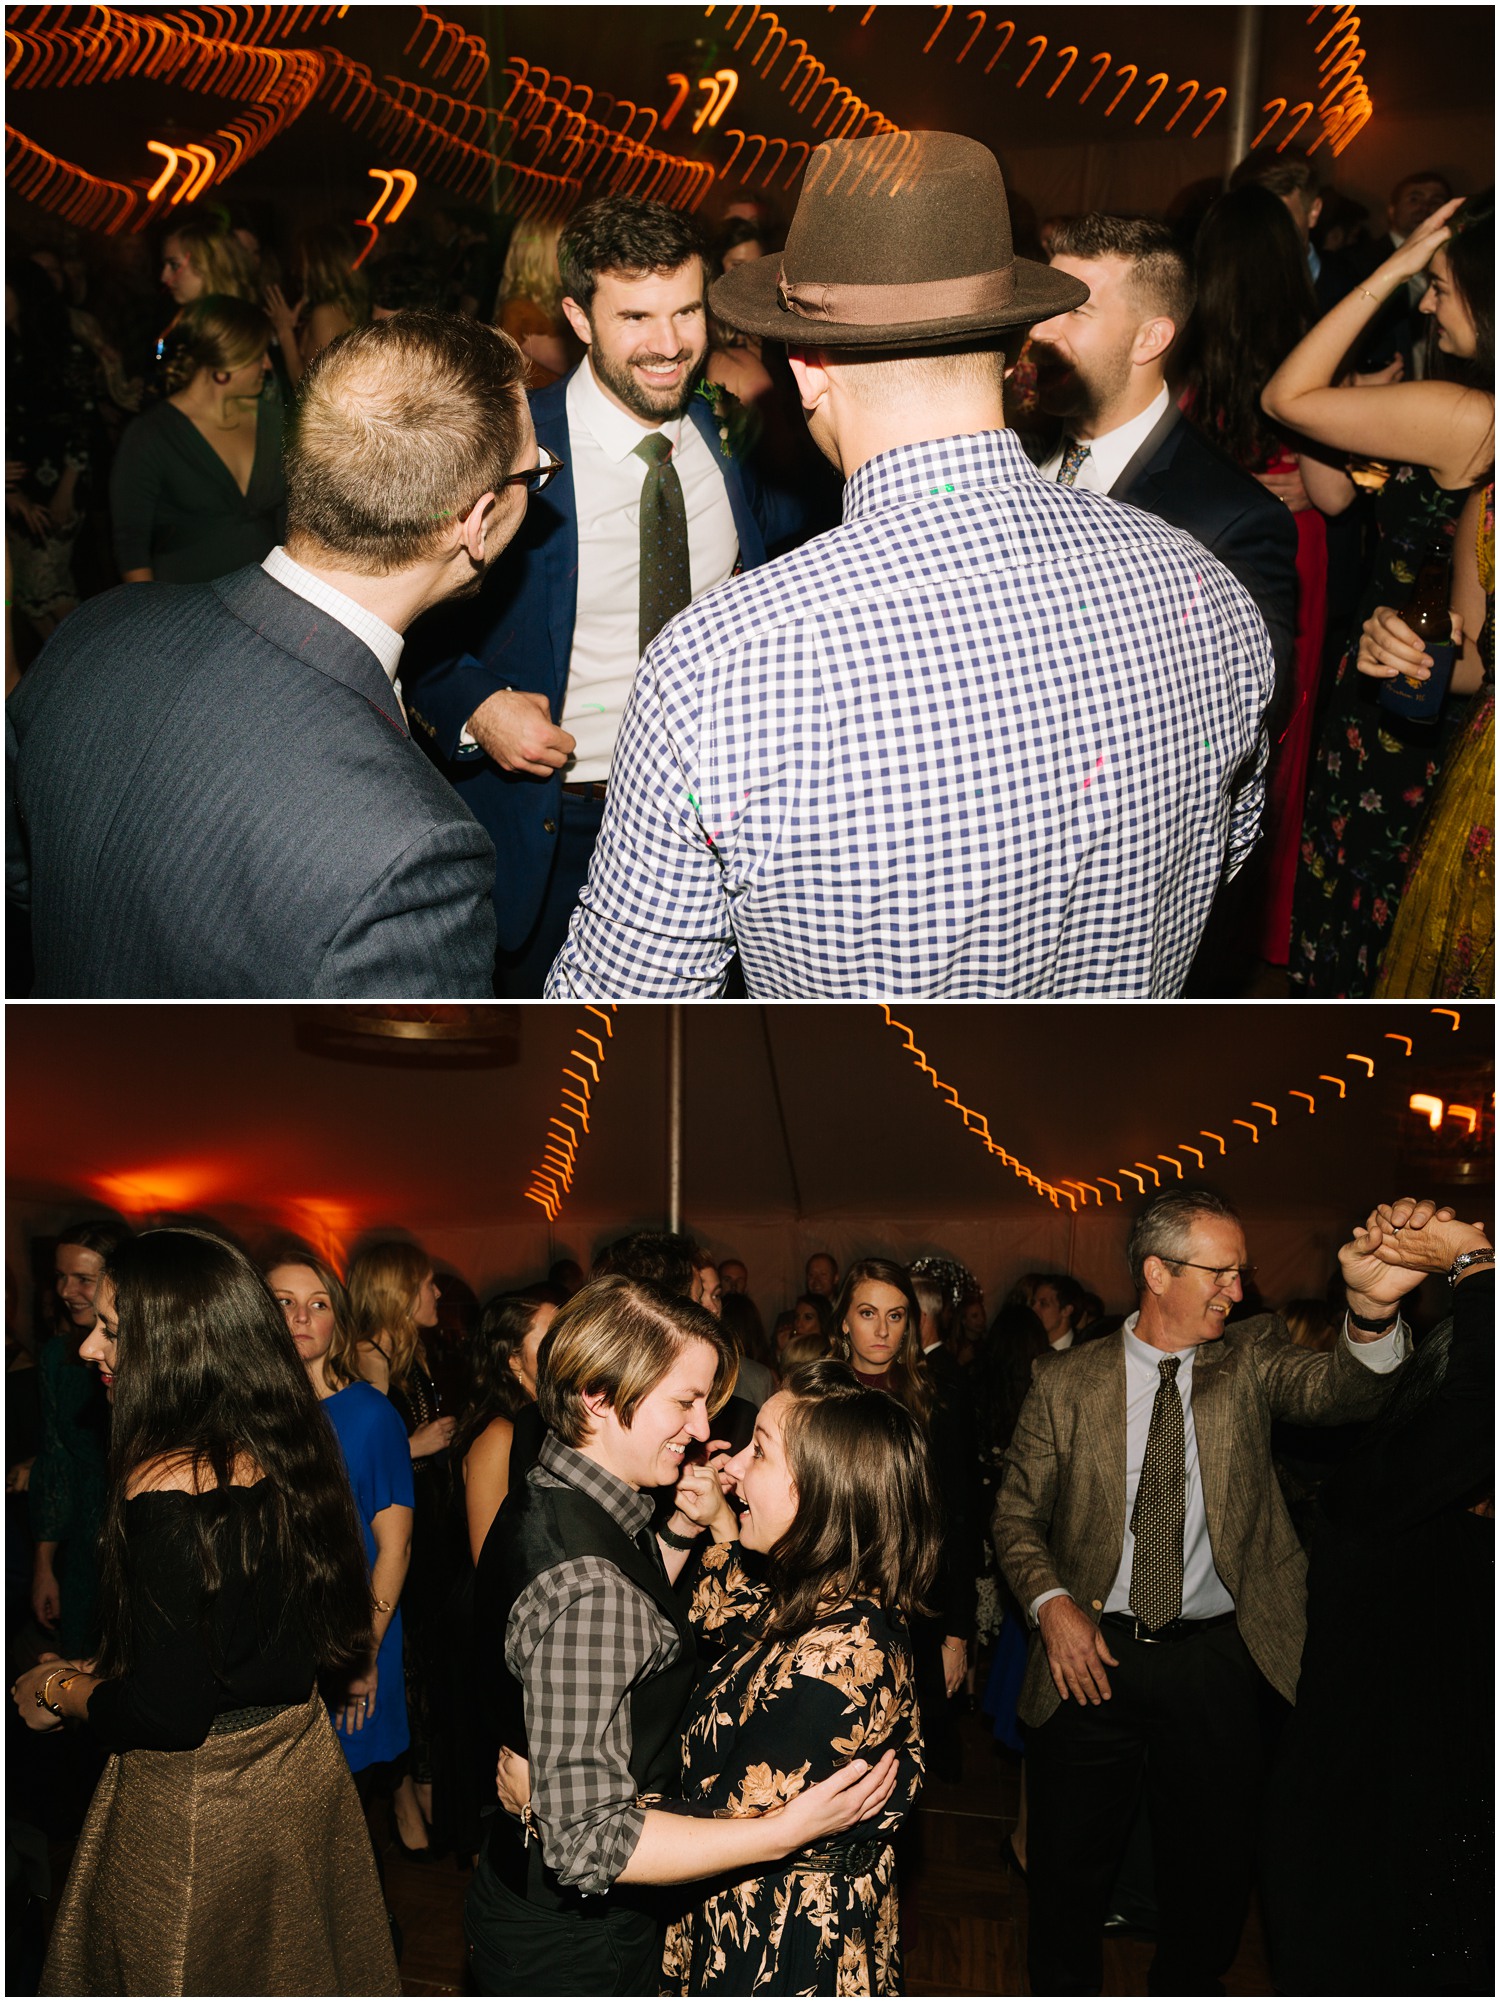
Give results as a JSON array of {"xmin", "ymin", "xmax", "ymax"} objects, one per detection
[{"xmin": 590, "ymin": 340, "xmax": 704, "ymax": 423}]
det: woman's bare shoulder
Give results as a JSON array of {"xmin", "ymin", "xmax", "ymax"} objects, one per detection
[{"xmin": 126, "ymin": 1450, "xmax": 263, "ymax": 1498}]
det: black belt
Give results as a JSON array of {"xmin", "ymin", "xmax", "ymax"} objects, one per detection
[
  {"xmin": 562, "ymin": 781, "xmax": 608, "ymax": 801},
  {"xmin": 1101, "ymin": 1610, "xmax": 1237, "ymax": 1647},
  {"xmin": 785, "ymin": 1835, "xmax": 890, "ymax": 1875},
  {"xmin": 208, "ymin": 1702, "xmax": 293, "ymax": 1735}
]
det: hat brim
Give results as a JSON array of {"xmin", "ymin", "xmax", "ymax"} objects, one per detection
[{"xmin": 709, "ymin": 254, "xmax": 1089, "ymax": 349}]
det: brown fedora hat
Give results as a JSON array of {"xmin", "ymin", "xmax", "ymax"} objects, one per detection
[{"xmin": 710, "ymin": 130, "xmax": 1088, "ymax": 348}]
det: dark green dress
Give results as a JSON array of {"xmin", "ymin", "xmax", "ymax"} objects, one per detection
[
  {"xmin": 1288, "ymin": 463, "xmax": 1470, "ymax": 994},
  {"xmin": 661, "ymin": 1541, "xmax": 923, "ymax": 1996},
  {"xmin": 108, "ymin": 385, "xmax": 286, "ymax": 584}
]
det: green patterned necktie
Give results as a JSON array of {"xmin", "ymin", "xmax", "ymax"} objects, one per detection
[
  {"xmin": 1129, "ymin": 1354, "xmax": 1185, "ymax": 1631},
  {"xmin": 634, "ymin": 431, "xmax": 692, "ymax": 657}
]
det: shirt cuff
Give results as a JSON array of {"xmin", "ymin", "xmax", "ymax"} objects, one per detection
[
  {"xmin": 1341, "ymin": 1313, "xmax": 1409, "ymax": 1372},
  {"xmin": 1030, "ymin": 1587, "xmax": 1072, "ymax": 1625}
]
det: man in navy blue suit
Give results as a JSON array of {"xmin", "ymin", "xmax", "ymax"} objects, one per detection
[{"xmin": 405, "ymin": 196, "xmax": 798, "ymax": 995}]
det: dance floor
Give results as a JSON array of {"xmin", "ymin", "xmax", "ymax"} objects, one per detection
[{"xmin": 386, "ymin": 1705, "xmax": 1274, "ymax": 1997}]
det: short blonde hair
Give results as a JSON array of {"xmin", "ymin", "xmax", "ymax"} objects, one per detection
[{"xmin": 539, "ymin": 1275, "xmax": 736, "ymax": 1447}]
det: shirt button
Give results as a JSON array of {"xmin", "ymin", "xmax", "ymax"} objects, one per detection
[
  {"xmin": 543, "ymin": 819, "xmax": 557, "ymax": 835},
  {"xmin": 1091, "ymin": 1599, "xmax": 1103, "ymax": 1610}
]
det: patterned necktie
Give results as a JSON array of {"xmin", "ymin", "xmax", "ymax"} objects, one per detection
[
  {"xmin": 1055, "ymin": 436, "xmax": 1091, "ymax": 488},
  {"xmin": 635, "ymin": 432, "xmax": 692, "ymax": 657},
  {"xmin": 1129, "ymin": 1355, "xmax": 1185, "ymax": 1631}
]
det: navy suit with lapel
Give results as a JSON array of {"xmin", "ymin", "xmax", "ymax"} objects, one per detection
[
  {"xmin": 8, "ymin": 564, "xmax": 497, "ymax": 996},
  {"xmin": 402, "ymin": 367, "xmax": 798, "ymax": 954}
]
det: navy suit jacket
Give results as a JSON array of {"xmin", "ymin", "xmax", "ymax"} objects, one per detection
[
  {"xmin": 404, "ymin": 369, "xmax": 799, "ymax": 952},
  {"xmin": 1112, "ymin": 404, "xmax": 1300, "ymax": 727},
  {"xmin": 8, "ymin": 565, "xmax": 497, "ymax": 996}
]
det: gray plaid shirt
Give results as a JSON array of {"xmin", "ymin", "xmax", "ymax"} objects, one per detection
[{"xmin": 505, "ymin": 1433, "xmax": 683, "ymax": 1894}]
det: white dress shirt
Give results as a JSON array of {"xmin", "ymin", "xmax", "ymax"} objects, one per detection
[
  {"xmin": 262, "ymin": 545, "xmax": 405, "ymax": 705},
  {"xmin": 560, "ymin": 360, "xmax": 741, "ymax": 784},
  {"xmin": 1038, "ymin": 383, "xmax": 1171, "ymax": 496},
  {"xmin": 1032, "ymin": 1308, "xmax": 1409, "ymax": 1623}
]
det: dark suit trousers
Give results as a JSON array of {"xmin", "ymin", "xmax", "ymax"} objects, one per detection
[
  {"xmin": 494, "ymin": 791, "xmax": 606, "ymax": 998},
  {"xmin": 1025, "ymin": 1620, "xmax": 1264, "ymax": 1996}
]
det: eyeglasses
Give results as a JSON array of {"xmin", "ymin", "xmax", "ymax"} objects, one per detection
[
  {"xmin": 498, "ymin": 443, "xmax": 565, "ymax": 495},
  {"xmin": 1162, "ymin": 1260, "xmax": 1256, "ymax": 1286}
]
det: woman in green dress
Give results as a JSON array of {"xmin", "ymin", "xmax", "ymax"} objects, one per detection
[{"xmin": 109, "ymin": 294, "xmax": 285, "ymax": 586}]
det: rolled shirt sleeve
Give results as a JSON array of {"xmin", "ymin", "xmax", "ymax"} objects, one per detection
[{"xmin": 506, "ymin": 1554, "xmax": 682, "ymax": 1895}]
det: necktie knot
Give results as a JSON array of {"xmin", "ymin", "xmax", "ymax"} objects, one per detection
[
  {"xmin": 635, "ymin": 432, "xmax": 674, "ymax": 469},
  {"xmin": 1158, "ymin": 1356, "xmax": 1180, "ymax": 1384}
]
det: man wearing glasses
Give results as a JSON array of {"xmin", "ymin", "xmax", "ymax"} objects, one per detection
[
  {"xmin": 405, "ymin": 194, "xmax": 798, "ymax": 996},
  {"xmin": 9, "ymin": 312, "xmax": 536, "ymax": 997},
  {"xmin": 994, "ymin": 1187, "xmax": 1416, "ymax": 1996}
]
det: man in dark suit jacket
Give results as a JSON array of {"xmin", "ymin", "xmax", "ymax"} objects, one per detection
[
  {"xmin": 1346, "ymin": 169, "xmax": 1454, "ymax": 375},
  {"xmin": 405, "ymin": 195, "xmax": 799, "ymax": 996},
  {"xmin": 994, "ymin": 1188, "xmax": 1416, "ymax": 1996},
  {"xmin": 7, "ymin": 313, "xmax": 536, "ymax": 997}
]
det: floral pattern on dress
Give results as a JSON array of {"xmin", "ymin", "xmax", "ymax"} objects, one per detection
[
  {"xmin": 660, "ymin": 1540, "xmax": 922, "ymax": 1996},
  {"xmin": 1289, "ymin": 463, "xmax": 1469, "ymax": 995}
]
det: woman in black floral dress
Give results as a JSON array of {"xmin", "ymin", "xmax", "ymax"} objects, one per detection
[
  {"xmin": 662, "ymin": 1361, "xmax": 939, "ymax": 1995},
  {"xmin": 1263, "ymin": 191, "xmax": 1494, "ymax": 993}
]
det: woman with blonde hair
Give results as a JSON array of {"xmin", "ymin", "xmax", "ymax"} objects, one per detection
[
  {"xmin": 493, "ymin": 220, "xmax": 571, "ymax": 386},
  {"xmin": 109, "ymin": 293, "xmax": 284, "ymax": 584},
  {"xmin": 264, "ymin": 223, "xmax": 373, "ymax": 389},
  {"xmin": 346, "ymin": 1239, "xmax": 457, "ymax": 1858},
  {"xmin": 159, "ymin": 214, "xmax": 259, "ymax": 308}
]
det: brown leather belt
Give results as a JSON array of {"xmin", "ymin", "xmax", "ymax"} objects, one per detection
[
  {"xmin": 1101, "ymin": 1610, "xmax": 1237, "ymax": 1647},
  {"xmin": 561, "ymin": 781, "xmax": 608, "ymax": 801}
]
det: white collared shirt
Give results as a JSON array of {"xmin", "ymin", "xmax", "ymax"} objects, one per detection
[
  {"xmin": 560, "ymin": 359, "xmax": 740, "ymax": 783},
  {"xmin": 1038, "ymin": 382, "xmax": 1171, "ymax": 496},
  {"xmin": 1032, "ymin": 1308, "xmax": 1409, "ymax": 1624},
  {"xmin": 262, "ymin": 545, "xmax": 405, "ymax": 706}
]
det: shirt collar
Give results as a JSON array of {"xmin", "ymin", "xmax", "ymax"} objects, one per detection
[
  {"xmin": 570, "ymin": 354, "xmax": 688, "ymax": 465},
  {"xmin": 539, "ymin": 1429, "xmax": 655, "ymax": 1537},
  {"xmin": 842, "ymin": 427, "xmax": 1037, "ymax": 523},
  {"xmin": 1121, "ymin": 1309, "xmax": 1198, "ymax": 1374},
  {"xmin": 1070, "ymin": 382, "xmax": 1172, "ymax": 492},
  {"xmin": 262, "ymin": 545, "xmax": 404, "ymax": 685}
]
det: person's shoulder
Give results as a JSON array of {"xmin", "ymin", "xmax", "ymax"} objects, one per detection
[
  {"xmin": 330, "ymin": 1377, "xmax": 411, "ymax": 1445},
  {"xmin": 529, "ymin": 371, "xmax": 573, "ymax": 431}
]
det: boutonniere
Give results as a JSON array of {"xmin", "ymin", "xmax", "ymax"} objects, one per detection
[{"xmin": 695, "ymin": 379, "xmax": 738, "ymax": 459}]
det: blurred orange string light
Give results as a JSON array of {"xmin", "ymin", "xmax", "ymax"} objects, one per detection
[{"xmin": 524, "ymin": 1006, "xmax": 619, "ymax": 1225}]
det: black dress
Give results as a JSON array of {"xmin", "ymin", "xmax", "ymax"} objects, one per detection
[
  {"xmin": 390, "ymin": 1362, "xmax": 462, "ymax": 1816},
  {"xmin": 1260, "ymin": 1271, "xmax": 1494, "ymax": 1995}
]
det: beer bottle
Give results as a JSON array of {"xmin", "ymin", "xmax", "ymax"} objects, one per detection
[{"xmin": 1379, "ymin": 536, "xmax": 1455, "ymax": 721}]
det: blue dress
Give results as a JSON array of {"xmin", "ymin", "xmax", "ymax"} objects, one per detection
[{"xmin": 321, "ymin": 1381, "xmax": 414, "ymax": 1773}]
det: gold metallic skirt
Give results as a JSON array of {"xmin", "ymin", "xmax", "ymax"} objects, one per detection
[{"xmin": 41, "ymin": 1688, "xmax": 400, "ymax": 1996}]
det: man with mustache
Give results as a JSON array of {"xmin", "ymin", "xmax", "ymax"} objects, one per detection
[{"xmin": 405, "ymin": 195, "xmax": 797, "ymax": 995}]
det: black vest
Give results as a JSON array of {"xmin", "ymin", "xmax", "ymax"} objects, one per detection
[{"xmin": 475, "ymin": 1461, "xmax": 697, "ymax": 1906}]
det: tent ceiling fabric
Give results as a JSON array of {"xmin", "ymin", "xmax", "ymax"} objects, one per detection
[{"xmin": 6, "ymin": 1004, "xmax": 1489, "ymax": 1241}]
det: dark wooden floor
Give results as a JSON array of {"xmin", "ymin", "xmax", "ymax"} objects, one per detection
[{"xmin": 384, "ymin": 1708, "xmax": 1273, "ymax": 1996}]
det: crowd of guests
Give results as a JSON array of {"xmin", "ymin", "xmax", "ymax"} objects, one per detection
[
  {"xmin": 7, "ymin": 140, "xmax": 1492, "ymax": 999},
  {"xmin": 5, "ymin": 1192, "xmax": 1491, "ymax": 1994}
]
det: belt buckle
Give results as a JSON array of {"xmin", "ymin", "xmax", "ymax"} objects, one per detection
[{"xmin": 1132, "ymin": 1613, "xmax": 1167, "ymax": 1644}]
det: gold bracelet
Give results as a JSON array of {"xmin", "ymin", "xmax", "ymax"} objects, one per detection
[
  {"xmin": 1358, "ymin": 286, "xmax": 1386, "ymax": 306},
  {"xmin": 37, "ymin": 1668, "xmax": 69, "ymax": 1715}
]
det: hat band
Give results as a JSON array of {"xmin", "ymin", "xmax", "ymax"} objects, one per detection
[{"xmin": 776, "ymin": 262, "xmax": 1016, "ymax": 327}]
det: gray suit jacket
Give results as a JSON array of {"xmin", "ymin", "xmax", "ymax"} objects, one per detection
[
  {"xmin": 992, "ymin": 1316, "xmax": 1397, "ymax": 1725},
  {"xmin": 8, "ymin": 564, "xmax": 496, "ymax": 996}
]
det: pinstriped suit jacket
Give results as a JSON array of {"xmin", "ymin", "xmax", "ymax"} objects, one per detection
[
  {"xmin": 992, "ymin": 1317, "xmax": 1397, "ymax": 1726},
  {"xmin": 8, "ymin": 564, "xmax": 496, "ymax": 996}
]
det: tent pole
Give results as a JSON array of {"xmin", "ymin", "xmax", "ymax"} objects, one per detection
[
  {"xmin": 1225, "ymin": 6, "xmax": 1264, "ymax": 173},
  {"xmin": 666, "ymin": 1005, "xmax": 685, "ymax": 1233}
]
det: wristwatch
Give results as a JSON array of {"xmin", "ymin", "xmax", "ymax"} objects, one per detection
[{"xmin": 1447, "ymin": 1248, "xmax": 1496, "ymax": 1287}]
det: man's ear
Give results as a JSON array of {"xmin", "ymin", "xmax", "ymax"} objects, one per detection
[
  {"xmin": 786, "ymin": 347, "xmax": 832, "ymax": 414},
  {"xmin": 457, "ymin": 491, "xmax": 499, "ymax": 567},
  {"xmin": 1142, "ymin": 1255, "xmax": 1170, "ymax": 1298},
  {"xmin": 561, "ymin": 295, "xmax": 592, "ymax": 346},
  {"xmin": 1133, "ymin": 315, "xmax": 1177, "ymax": 366}
]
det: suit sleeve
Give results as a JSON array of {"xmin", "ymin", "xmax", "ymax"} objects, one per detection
[
  {"xmin": 544, "ymin": 636, "xmax": 736, "ymax": 998},
  {"xmin": 313, "ymin": 820, "xmax": 498, "ymax": 997},
  {"xmin": 991, "ymin": 1367, "xmax": 1068, "ymax": 1615},
  {"xmin": 1257, "ymin": 1318, "xmax": 1404, "ymax": 1426},
  {"xmin": 1209, "ymin": 492, "xmax": 1299, "ymax": 732}
]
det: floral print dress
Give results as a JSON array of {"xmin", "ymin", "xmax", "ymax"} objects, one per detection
[
  {"xmin": 661, "ymin": 1541, "xmax": 923, "ymax": 1996},
  {"xmin": 1289, "ymin": 462, "xmax": 1470, "ymax": 994}
]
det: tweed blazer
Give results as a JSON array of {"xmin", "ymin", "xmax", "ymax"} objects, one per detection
[
  {"xmin": 8, "ymin": 564, "xmax": 497, "ymax": 997},
  {"xmin": 993, "ymin": 1316, "xmax": 1397, "ymax": 1726}
]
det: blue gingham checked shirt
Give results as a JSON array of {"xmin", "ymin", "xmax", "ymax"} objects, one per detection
[{"xmin": 545, "ymin": 427, "xmax": 1274, "ymax": 998}]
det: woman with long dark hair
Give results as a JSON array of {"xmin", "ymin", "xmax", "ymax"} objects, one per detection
[
  {"xmin": 1183, "ymin": 185, "xmax": 1351, "ymax": 968},
  {"xmin": 11, "ymin": 1228, "xmax": 397, "ymax": 1996},
  {"xmin": 452, "ymin": 1290, "xmax": 555, "ymax": 1564},
  {"xmin": 1263, "ymin": 190, "xmax": 1495, "ymax": 993}
]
